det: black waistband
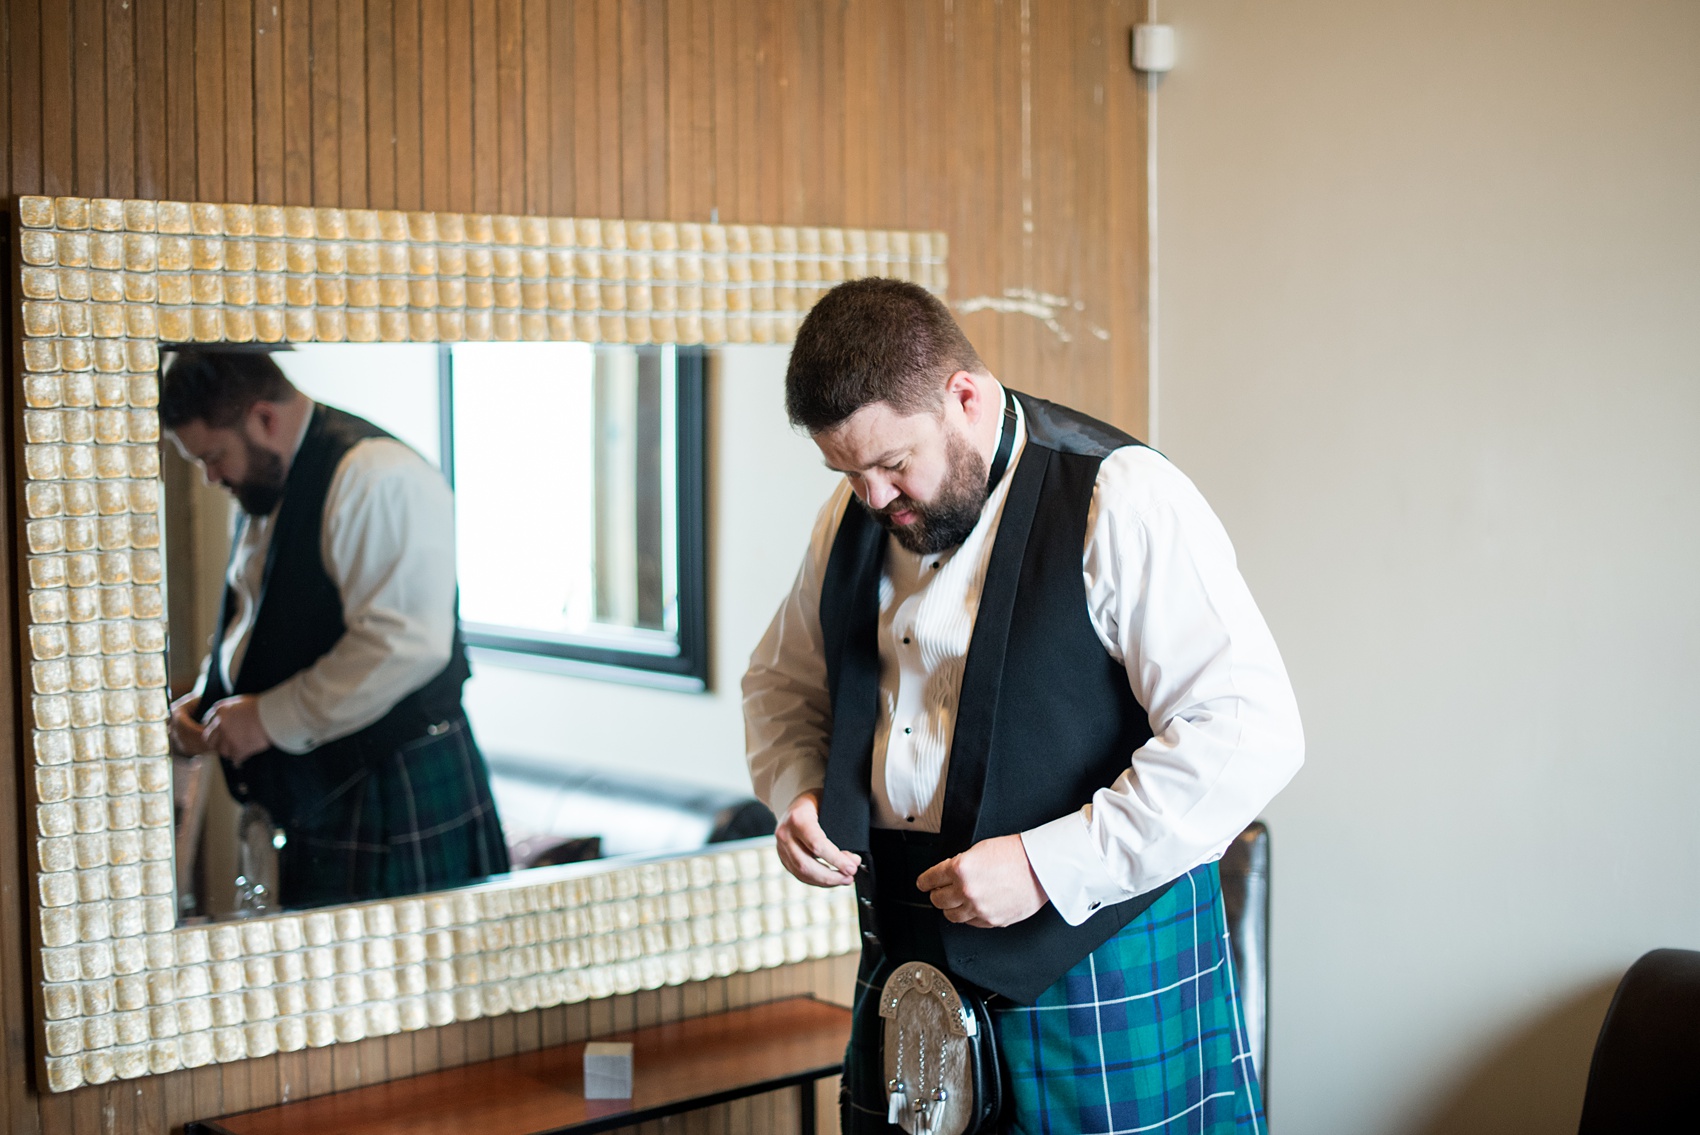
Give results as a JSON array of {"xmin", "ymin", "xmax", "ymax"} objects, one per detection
[
  {"xmin": 860, "ymin": 829, "xmax": 954, "ymax": 973},
  {"xmin": 868, "ymin": 828, "xmax": 943, "ymax": 896}
]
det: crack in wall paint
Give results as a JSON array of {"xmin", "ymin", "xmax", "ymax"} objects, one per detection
[{"xmin": 955, "ymin": 288, "xmax": 1111, "ymax": 344}]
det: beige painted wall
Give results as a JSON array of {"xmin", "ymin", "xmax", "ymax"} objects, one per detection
[{"xmin": 1154, "ymin": 2, "xmax": 1700, "ymax": 1132}]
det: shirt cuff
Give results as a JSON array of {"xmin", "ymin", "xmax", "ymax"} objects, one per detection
[
  {"xmin": 254, "ymin": 686, "xmax": 315, "ymax": 755},
  {"xmin": 1021, "ymin": 810, "xmax": 1135, "ymax": 927},
  {"xmin": 760, "ymin": 763, "xmax": 827, "ymax": 826}
]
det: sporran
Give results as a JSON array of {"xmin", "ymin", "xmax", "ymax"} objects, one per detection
[{"xmin": 878, "ymin": 961, "xmax": 1002, "ymax": 1134}]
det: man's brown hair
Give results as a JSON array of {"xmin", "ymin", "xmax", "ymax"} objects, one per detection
[
  {"xmin": 159, "ymin": 349, "xmax": 297, "ymax": 431},
  {"xmin": 784, "ymin": 278, "xmax": 985, "ymax": 433}
]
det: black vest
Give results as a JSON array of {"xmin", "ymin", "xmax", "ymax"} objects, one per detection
[
  {"xmin": 817, "ymin": 391, "xmax": 1175, "ymax": 1004},
  {"xmin": 200, "ymin": 404, "xmax": 472, "ymax": 829}
]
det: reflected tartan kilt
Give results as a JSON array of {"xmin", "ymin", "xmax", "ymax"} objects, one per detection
[
  {"xmin": 279, "ymin": 716, "xmax": 510, "ymax": 909},
  {"xmin": 844, "ymin": 861, "xmax": 1265, "ymax": 1135}
]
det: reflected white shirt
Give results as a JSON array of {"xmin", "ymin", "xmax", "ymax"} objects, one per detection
[
  {"xmin": 742, "ymin": 392, "xmax": 1305, "ymax": 926},
  {"xmin": 196, "ymin": 406, "xmax": 459, "ymax": 755}
]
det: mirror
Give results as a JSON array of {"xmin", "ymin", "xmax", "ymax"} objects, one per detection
[
  {"xmin": 17, "ymin": 195, "xmax": 939, "ymax": 1091},
  {"xmin": 158, "ymin": 343, "xmax": 814, "ymax": 924}
]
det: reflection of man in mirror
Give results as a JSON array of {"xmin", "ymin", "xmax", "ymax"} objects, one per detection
[
  {"xmin": 744, "ymin": 280, "xmax": 1304, "ymax": 1133},
  {"xmin": 161, "ymin": 349, "xmax": 509, "ymax": 909}
]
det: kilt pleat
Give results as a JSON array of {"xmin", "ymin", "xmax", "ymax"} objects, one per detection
[
  {"xmin": 279, "ymin": 716, "xmax": 510, "ymax": 909},
  {"xmin": 843, "ymin": 861, "xmax": 1264, "ymax": 1135}
]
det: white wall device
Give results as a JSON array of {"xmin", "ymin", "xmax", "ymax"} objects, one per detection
[{"xmin": 1133, "ymin": 24, "xmax": 1177, "ymax": 74}]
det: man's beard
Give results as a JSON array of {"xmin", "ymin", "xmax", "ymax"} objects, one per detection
[
  {"xmin": 230, "ymin": 440, "xmax": 288, "ymax": 516},
  {"xmin": 862, "ymin": 430, "xmax": 989, "ymax": 555}
]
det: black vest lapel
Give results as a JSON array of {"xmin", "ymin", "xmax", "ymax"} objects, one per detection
[
  {"xmin": 196, "ymin": 515, "xmax": 246, "ymax": 713},
  {"xmin": 817, "ymin": 502, "xmax": 885, "ymax": 853},
  {"xmin": 935, "ymin": 442, "xmax": 1049, "ymax": 857},
  {"xmin": 235, "ymin": 404, "xmax": 356, "ymax": 696}
]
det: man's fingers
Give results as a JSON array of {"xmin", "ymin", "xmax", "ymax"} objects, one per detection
[
  {"xmin": 927, "ymin": 883, "xmax": 966, "ymax": 911},
  {"xmin": 793, "ymin": 818, "xmax": 858, "ymax": 876},
  {"xmin": 774, "ymin": 794, "xmax": 862, "ymax": 887},
  {"xmin": 916, "ymin": 858, "xmax": 958, "ymax": 892},
  {"xmin": 920, "ymin": 857, "xmax": 993, "ymax": 923},
  {"xmin": 805, "ymin": 843, "xmax": 857, "ymax": 875},
  {"xmin": 817, "ymin": 850, "xmax": 861, "ymax": 876},
  {"xmin": 169, "ymin": 710, "xmax": 207, "ymax": 753},
  {"xmin": 775, "ymin": 825, "xmax": 854, "ymax": 887},
  {"xmin": 777, "ymin": 840, "xmax": 855, "ymax": 887},
  {"xmin": 202, "ymin": 717, "xmax": 228, "ymax": 755}
]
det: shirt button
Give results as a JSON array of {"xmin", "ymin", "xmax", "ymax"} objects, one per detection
[
  {"xmin": 906, "ymin": 816, "xmax": 916, "ymax": 823},
  {"xmin": 903, "ymin": 727, "xmax": 912, "ymax": 735},
  {"xmin": 1088, "ymin": 902, "xmax": 1102, "ymax": 911},
  {"xmin": 902, "ymin": 636, "xmax": 911, "ymax": 645}
]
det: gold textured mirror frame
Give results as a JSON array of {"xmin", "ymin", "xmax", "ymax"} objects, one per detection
[{"xmin": 12, "ymin": 193, "xmax": 948, "ymax": 1092}]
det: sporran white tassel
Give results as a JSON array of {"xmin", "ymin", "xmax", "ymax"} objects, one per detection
[{"xmin": 888, "ymin": 1084, "xmax": 908, "ymax": 1125}]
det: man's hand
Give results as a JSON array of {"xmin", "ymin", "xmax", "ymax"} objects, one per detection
[
  {"xmin": 917, "ymin": 834, "xmax": 1049, "ymax": 928},
  {"xmin": 774, "ymin": 789, "xmax": 862, "ymax": 888},
  {"xmin": 169, "ymin": 692, "xmax": 208, "ymax": 755},
  {"xmin": 200, "ymin": 695, "xmax": 273, "ymax": 765}
]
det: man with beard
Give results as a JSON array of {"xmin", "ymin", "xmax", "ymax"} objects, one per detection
[
  {"xmin": 743, "ymin": 279, "xmax": 1303, "ymax": 1133},
  {"xmin": 162, "ymin": 349, "xmax": 507, "ymax": 909}
]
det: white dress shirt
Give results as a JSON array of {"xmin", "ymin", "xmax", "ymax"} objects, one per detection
[
  {"xmin": 743, "ymin": 388, "xmax": 1305, "ymax": 926},
  {"xmin": 194, "ymin": 404, "xmax": 460, "ymax": 755}
]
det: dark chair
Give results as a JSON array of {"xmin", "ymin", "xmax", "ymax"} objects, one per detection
[
  {"xmin": 1219, "ymin": 822, "xmax": 1270, "ymax": 1092},
  {"xmin": 1576, "ymin": 948, "xmax": 1700, "ymax": 1134}
]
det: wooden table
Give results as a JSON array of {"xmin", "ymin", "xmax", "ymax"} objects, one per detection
[{"xmin": 186, "ymin": 997, "xmax": 852, "ymax": 1135}]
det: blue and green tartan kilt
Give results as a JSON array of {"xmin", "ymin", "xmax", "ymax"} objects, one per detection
[
  {"xmin": 844, "ymin": 860, "xmax": 1265, "ymax": 1134},
  {"xmin": 278, "ymin": 716, "xmax": 510, "ymax": 909}
]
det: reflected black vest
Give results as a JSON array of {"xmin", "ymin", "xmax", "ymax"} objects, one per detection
[
  {"xmin": 199, "ymin": 404, "xmax": 471, "ymax": 829},
  {"xmin": 817, "ymin": 391, "xmax": 1174, "ymax": 1004}
]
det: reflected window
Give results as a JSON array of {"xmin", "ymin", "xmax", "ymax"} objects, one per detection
[{"xmin": 443, "ymin": 343, "xmax": 707, "ymax": 684}]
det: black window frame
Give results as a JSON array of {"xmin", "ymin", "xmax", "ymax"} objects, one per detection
[{"xmin": 436, "ymin": 343, "xmax": 709, "ymax": 688}]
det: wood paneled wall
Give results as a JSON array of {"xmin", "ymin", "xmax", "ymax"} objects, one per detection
[
  {"xmin": 4, "ymin": 0, "xmax": 1150, "ymax": 427},
  {"xmin": 2, "ymin": 2, "xmax": 1149, "ymax": 1132}
]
